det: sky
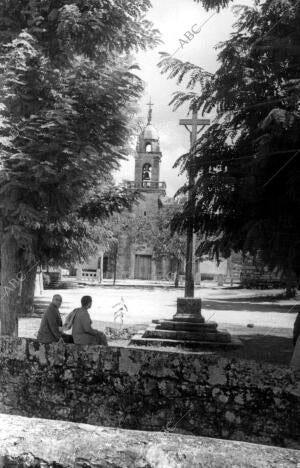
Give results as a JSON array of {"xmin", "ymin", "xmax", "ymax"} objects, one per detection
[{"xmin": 115, "ymin": 0, "xmax": 253, "ymax": 196}]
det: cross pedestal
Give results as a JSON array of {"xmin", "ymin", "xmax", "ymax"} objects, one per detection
[
  {"xmin": 173, "ymin": 298, "xmax": 204, "ymax": 323},
  {"xmin": 130, "ymin": 295, "xmax": 242, "ymax": 350}
]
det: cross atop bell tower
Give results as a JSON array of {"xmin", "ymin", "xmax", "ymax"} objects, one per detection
[
  {"xmin": 147, "ymin": 97, "xmax": 154, "ymax": 125},
  {"xmin": 135, "ymin": 101, "xmax": 162, "ymax": 187}
]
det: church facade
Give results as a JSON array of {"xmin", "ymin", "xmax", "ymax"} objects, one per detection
[
  {"xmin": 76, "ymin": 106, "xmax": 183, "ymax": 282},
  {"xmin": 102, "ymin": 106, "xmax": 181, "ymax": 281}
]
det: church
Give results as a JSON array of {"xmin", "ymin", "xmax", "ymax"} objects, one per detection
[
  {"xmin": 103, "ymin": 103, "xmax": 188, "ymax": 281},
  {"xmin": 76, "ymin": 104, "xmax": 228, "ymax": 283},
  {"xmin": 77, "ymin": 104, "xmax": 185, "ymax": 282}
]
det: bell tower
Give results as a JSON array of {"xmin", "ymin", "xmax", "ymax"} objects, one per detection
[
  {"xmin": 134, "ymin": 99, "xmax": 164, "ymax": 189},
  {"xmin": 128, "ymin": 100, "xmax": 166, "ymax": 211},
  {"xmin": 122, "ymin": 101, "xmax": 167, "ymax": 279}
]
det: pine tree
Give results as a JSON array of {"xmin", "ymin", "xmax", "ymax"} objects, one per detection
[{"xmin": 0, "ymin": 0, "xmax": 160, "ymax": 334}]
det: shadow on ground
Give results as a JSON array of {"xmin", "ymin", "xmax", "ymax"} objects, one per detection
[
  {"xmin": 217, "ymin": 334, "xmax": 293, "ymax": 366},
  {"xmin": 203, "ymin": 299, "xmax": 298, "ymax": 313},
  {"xmin": 215, "ymin": 294, "xmax": 286, "ymax": 302}
]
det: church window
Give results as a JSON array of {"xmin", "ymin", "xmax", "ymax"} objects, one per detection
[
  {"xmin": 145, "ymin": 142, "xmax": 152, "ymax": 152},
  {"xmin": 142, "ymin": 163, "xmax": 152, "ymax": 181}
]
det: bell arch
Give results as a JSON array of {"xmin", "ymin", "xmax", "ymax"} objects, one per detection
[{"xmin": 142, "ymin": 163, "xmax": 152, "ymax": 181}]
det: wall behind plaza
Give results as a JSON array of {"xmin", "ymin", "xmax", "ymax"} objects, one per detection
[{"xmin": 0, "ymin": 337, "xmax": 299, "ymax": 449}]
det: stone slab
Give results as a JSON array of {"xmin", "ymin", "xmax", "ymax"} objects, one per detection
[
  {"xmin": 143, "ymin": 328, "xmax": 231, "ymax": 343},
  {"xmin": 154, "ymin": 320, "xmax": 218, "ymax": 331},
  {"xmin": 1, "ymin": 414, "xmax": 299, "ymax": 468},
  {"xmin": 130, "ymin": 333, "xmax": 243, "ymax": 349},
  {"xmin": 171, "ymin": 314, "xmax": 206, "ymax": 323}
]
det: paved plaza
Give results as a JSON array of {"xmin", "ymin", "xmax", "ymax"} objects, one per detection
[{"xmin": 20, "ymin": 284, "xmax": 298, "ymax": 341}]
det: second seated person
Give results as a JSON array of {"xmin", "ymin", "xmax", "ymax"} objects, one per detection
[{"xmin": 71, "ymin": 295, "xmax": 107, "ymax": 345}]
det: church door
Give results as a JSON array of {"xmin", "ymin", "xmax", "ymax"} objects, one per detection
[{"xmin": 134, "ymin": 255, "xmax": 152, "ymax": 280}]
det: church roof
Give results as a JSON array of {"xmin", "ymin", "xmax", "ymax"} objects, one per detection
[
  {"xmin": 143, "ymin": 124, "xmax": 159, "ymax": 140},
  {"xmin": 140, "ymin": 98, "xmax": 159, "ymax": 141}
]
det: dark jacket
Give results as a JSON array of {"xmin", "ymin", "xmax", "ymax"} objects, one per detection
[
  {"xmin": 293, "ymin": 312, "xmax": 300, "ymax": 346},
  {"xmin": 37, "ymin": 303, "xmax": 62, "ymax": 344},
  {"xmin": 72, "ymin": 308, "xmax": 107, "ymax": 345}
]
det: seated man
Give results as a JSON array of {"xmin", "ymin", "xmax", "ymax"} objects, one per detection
[
  {"xmin": 71, "ymin": 295, "xmax": 107, "ymax": 345},
  {"xmin": 37, "ymin": 294, "xmax": 73, "ymax": 344}
]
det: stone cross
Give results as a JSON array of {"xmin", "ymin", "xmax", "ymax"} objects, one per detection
[{"xmin": 179, "ymin": 109, "xmax": 210, "ymax": 297}]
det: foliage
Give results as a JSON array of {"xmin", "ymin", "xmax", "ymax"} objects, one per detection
[
  {"xmin": 100, "ymin": 210, "xmax": 138, "ymax": 284},
  {"xmin": 0, "ymin": 1, "xmax": 160, "ymax": 59},
  {"xmin": 0, "ymin": 0, "xmax": 160, "ymax": 268},
  {"xmin": 0, "ymin": 0, "xmax": 161, "ymax": 333},
  {"xmin": 192, "ymin": 0, "xmax": 234, "ymax": 11},
  {"xmin": 150, "ymin": 204, "xmax": 186, "ymax": 264},
  {"xmin": 159, "ymin": 0, "xmax": 300, "ymax": 280},
  {"xmin": 102, "ymin": 208, "xmax": 148, "ymax": 261},
  {"xmin": 53, "ymin": 184, "xmax": 141, "ymax": 266},
  {"xmin": 102, "ymin": 201, "xmax": 187, "ymax": 284},
  {"xmin": 78, "ymin": 186, "xmax": 139, "ymax": 222}
]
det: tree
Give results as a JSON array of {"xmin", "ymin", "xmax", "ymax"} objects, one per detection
[
  {"xmin": 0, "ymin": 0, "xmax": 160, "ymax": 334},
  {"xmin": 102, "ymin": 199, "xmax": 187, "ymax": 287},
  {"xmin": 18, "ymin": 184, "xmax": 138, "ymax": 315},
  {"xmin": 102, "ymin": 207, "xmax": 147, "ymax": 285},
  {"xmin": 159, "ymin": 0, "xmax": 300, "ymax": 295},
  {"xmin": 149, "ymin": 204, "xmax": 186, "ymax": 287},
  {"xmin": 102, "ymin": 213, "xmax": 131, "ymax": 286},
  {"xmin": 133, "ymin": 203, "xmax": 187, "ymax": 287}
]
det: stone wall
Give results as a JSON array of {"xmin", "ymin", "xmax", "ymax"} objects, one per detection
[{"xmin": 0, "ymin": 337, "xmax": 299, "ymax": 449}]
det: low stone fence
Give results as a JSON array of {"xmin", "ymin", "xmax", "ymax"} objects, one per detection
[
  {"xmin": 0, "ymin": 337, "xmax": 299, "ymax": 449},
  {"xmin": 1, "ymin": 414, "xmax": 300, "ymax": 468}
]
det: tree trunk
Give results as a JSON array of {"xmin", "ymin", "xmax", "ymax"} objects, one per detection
[
  {"xmin": 286, "ymin": 278, "xmax": 296, "ymax": 298},
  {"xmin": 0, "ymin": 235, "xmax": 21, "ymax": 336},
  {"xmin": 113, "ymin": 249, "xmax": 118, "ymax": 286},
  {"xmin": 285, "ymin": 268, "xmax": 297, "ymax": 298},
  {"xmin": 174, "ymin": 259, "xmax": 180, "ymax": 288},
  {"xmin": 20, "ymin": 263, "xmax": 37, "ymax": 316}
]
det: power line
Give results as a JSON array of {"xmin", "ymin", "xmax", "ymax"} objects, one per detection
[{"xmin": 263, "ymin": 149, "xmax": 300, "ymax": 187}]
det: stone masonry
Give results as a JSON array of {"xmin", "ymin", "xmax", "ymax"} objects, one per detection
[{"xmin": 0, "ymin": 337, "xmax": 299, "ymax": 449}]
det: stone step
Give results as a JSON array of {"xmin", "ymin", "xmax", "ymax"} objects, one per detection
[
  {"xmin": 173, "ymin": 314, "xmax": 205, "ymax": 323},
  {"xmin": 154, "ymin": 315, "xmax": 205, "ymax": 324},
  {"xmin": 144, "ymin": 327, "xmax": 231, "ymax": 343},
  {"xmin": 154, "ymin": 320, "xmax": 218, "ymax": 332},
  {"xmin": 129, "ymin": 333, "xmax": 243, "ymax": 349}
]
